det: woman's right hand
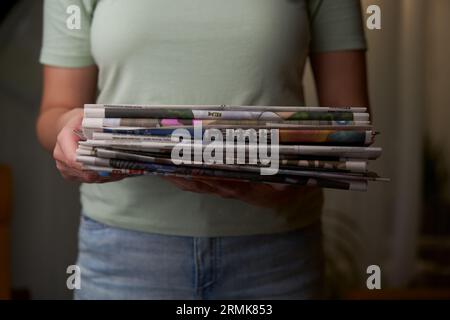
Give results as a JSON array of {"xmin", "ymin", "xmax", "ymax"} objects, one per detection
[{"xmin": 53, "ymin": 108, "xmax": 125, "ymax": 183}]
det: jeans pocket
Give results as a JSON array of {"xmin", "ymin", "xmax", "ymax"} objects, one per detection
[{"xmin": 80, "ymin": 213, "xmax": 108, "ymax": 231}]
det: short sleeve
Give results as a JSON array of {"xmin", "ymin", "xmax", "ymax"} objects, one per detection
[
  {"xmin": 308, "ymin": 0, "xmax": 367, "ymax": 53},
  {"xmin": 40, "ymin": 0, "xmax": 97, "ymax": 68}
]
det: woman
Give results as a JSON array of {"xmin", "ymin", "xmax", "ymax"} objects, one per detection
[{"xmin": 37, "ymin": 0, "xmax": 368, "ymax": 299}]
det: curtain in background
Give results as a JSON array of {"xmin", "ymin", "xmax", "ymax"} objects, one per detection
[{"xmin": 304, "ymin": 0, "xmax": 426, "ymax": 289}]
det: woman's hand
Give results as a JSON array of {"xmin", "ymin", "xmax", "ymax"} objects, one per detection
[
  {"xmin": 165, "ymin": 176, "xmax": 312, "ymax": 209},
  {"xmin": 37, "ymin": 65, "xmax": 120, "ymax": 183},
  {"xmin": 53, "ymin": 108, "xmax": 125, "ymax": 183}
]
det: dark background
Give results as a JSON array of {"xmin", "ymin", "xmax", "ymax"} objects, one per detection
[{"xmin": 0, "ymin": 0, "xmax": 449, "ymax": 299}]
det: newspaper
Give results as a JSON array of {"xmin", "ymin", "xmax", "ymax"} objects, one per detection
[
  {"xmin": 79, "ymin": 140, "xmax": 382, "ymax": 159},
  {"xmin": 82, "ymin": 127, "xmax": 376, "ymax": 146},
  {"xmin": 76, "ymin": 146, "xmax": 368, "ymax": 173},
  {"xmin": 85, "ymin": 104, "xmax": 368, "ymax": 112},
  {"xmin": 82, "ymin": 117, "xmax": 371, "ymax": 128},
  {"xmin": 84, "ymin": 107, "xmax": 370, "ymax": 121},
  {"xmin": 75, "ymin": 104, "xmax": 388, "ymax": 191},
  {"xmin": 81, "ymin": 164, "xmax": 369, "ymax": 191}
]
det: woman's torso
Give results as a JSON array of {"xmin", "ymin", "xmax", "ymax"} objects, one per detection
[{"xmin": 80, "ymin": 0, "xmax": 324, "ymax": 236}]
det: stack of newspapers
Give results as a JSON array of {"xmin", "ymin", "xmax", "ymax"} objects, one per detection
[{"xmin": 75, "ymin": 104, "xmax": 388, "ymax": 191}]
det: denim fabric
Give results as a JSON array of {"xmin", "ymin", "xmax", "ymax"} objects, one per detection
[{"xmin": 74, "ymin": 214, "xmax": 324, "ymax": 300}]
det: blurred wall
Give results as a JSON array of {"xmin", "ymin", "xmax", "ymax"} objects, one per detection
[
  {"xmin": 425, "ymin": 0, "xmax": 450, "ymax": 202},
  {"xmin": 0, "ymin": 1, "xmax": 80, "ymax": 299},
  {"xmin": 305, "ymin": 0, "xmax": 425, "ymax": 288}
]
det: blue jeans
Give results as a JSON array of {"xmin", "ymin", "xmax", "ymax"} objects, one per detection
[{"xmin": 74, "ymin": 214, "xmax": 324, "ymax": 300}]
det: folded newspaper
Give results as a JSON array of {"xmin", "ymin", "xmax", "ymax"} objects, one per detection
[{"xmin": 75, "ymin": 104, "xmax": 389, "ymax": 191}]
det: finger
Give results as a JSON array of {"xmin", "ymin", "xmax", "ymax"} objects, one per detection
[
  {"xmin": 55, "ymin": 160, "xmax": 79, "ymax": 180},
  {"xmin": 198, "ymin": 180, "xmax": 239, "ymax": 198},
  {"xmin": 175, "ymin": 180, "xmax": 210, "ymax": 193},
  {"xmin": 56, "ymin": 159, "xmax": 101, "ymax": 183},
  {"xmin": 269, "ymin": 183, "xmax": 289, "ymax": 192},
  {"xmin": 181, "ymin": 176, "xmax": 236, "ymax": 194},
  {"xmin": 166, "ymin": 176, "xmax": 215, "ymax": 193},
  {"xmin": 57, "ymin": 128, "xmax": 83, "ymax": 170},
  {"xmin": 94, "ymin": 174, "xmax": 129, "ymax": 183},
  {"xmin": 53, "ymin": 143, "xmax": 65, "ymax": 162},
  {"xmin": 164, "ymin": 176, "xmax": 200, "ymax": 192}
]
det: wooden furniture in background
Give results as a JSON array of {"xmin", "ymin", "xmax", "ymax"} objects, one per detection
[{"xmin": 0, "ymin": 165, "xmax": 12, "ymax": 300}]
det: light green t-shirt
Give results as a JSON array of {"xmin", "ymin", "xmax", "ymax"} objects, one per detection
[{"xmin": 40, "ymin": 0, "xmax": 366, "ymax": 236}]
